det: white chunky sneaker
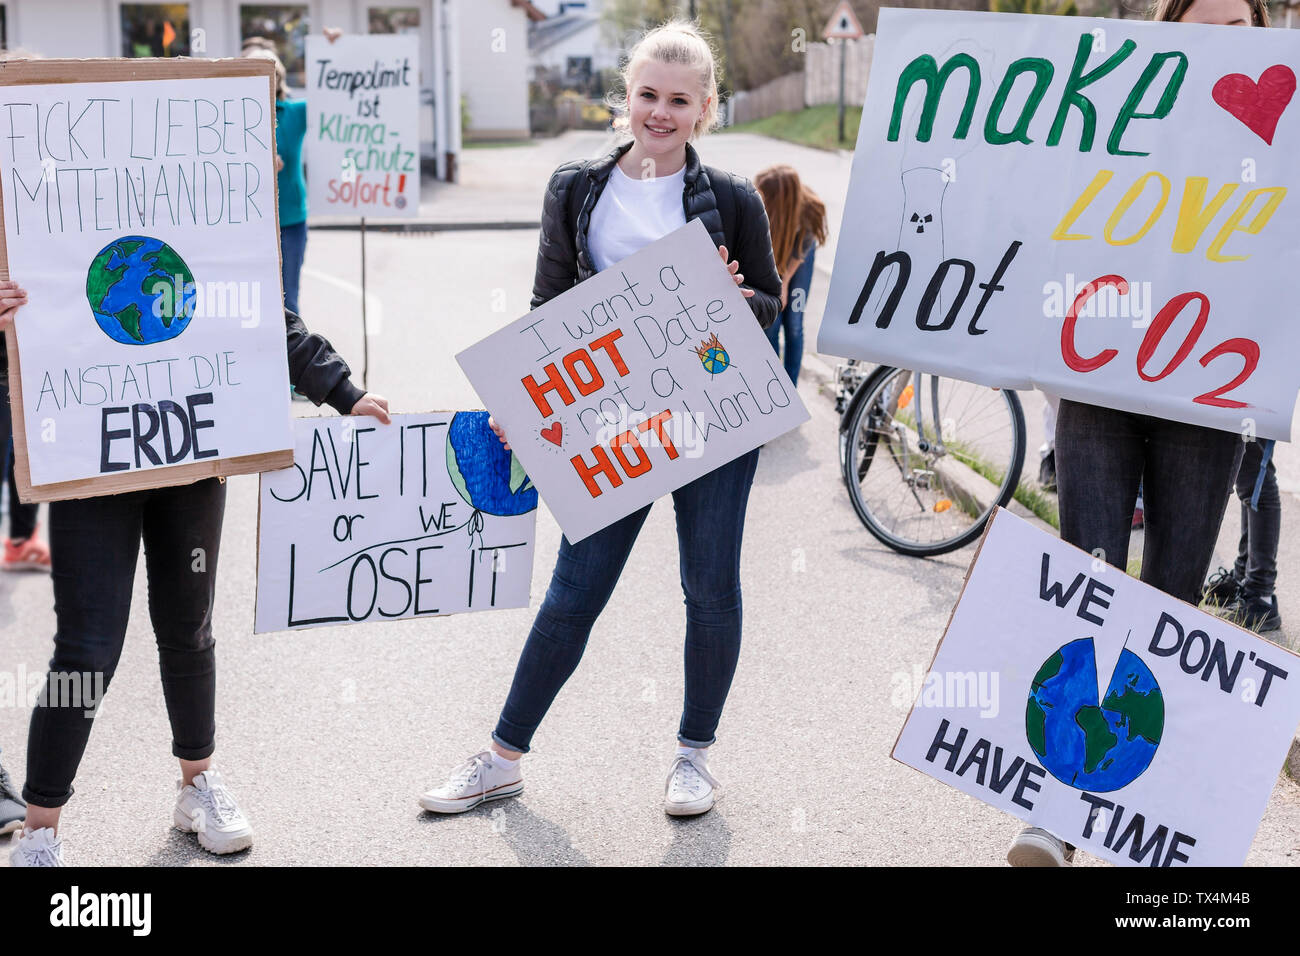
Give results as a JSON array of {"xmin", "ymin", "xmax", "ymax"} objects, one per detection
[
  {"xmin": 419, "ymin": 751, "xmax": 523, "ymax": 813},
  {"xmin": 174, "ymin": 770, "xmax": 253, "ymax": 855},
  {"xmin": 1006, "ymin": 826, "xmax": 1075, "ymax": 867},
  {"xmin": 664, "ymin": 754, "xmax": 721, "ymax": 817},
  {"xmin": 10, "ymin": 826, "xmax": 65, "ymax": 867}
]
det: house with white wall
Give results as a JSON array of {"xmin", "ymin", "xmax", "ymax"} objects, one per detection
[
  {"xmin": 0, "ymin": 0, "xmax": 541, "ymax": 179},
  {"xmin": 527, "ymin": 0, "xmax": 619, "ymax": 91}
]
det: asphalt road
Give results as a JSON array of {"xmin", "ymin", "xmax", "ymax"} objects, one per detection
[{"xmin": 0, "ymin": 132, "xmax": 1296, "ymax": 866}]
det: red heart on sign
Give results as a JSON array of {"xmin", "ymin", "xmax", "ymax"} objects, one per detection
[
  {"xmin": 541, "ymin": 421, "xmax": 563, "ymax": 446},
  {"xmin": 1211, "ymin": 65, "xmax": 1296, "ymax": 145}
]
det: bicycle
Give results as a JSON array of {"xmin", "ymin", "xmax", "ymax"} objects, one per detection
[{"xmin": 835, "ymin": 359, "xmax": 1026, "ymax": 557}]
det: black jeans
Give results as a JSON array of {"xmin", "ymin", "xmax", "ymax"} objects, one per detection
[
  {"xmin": 1232, "ymin": 439, "xmax": 1280, "ymax": 600},
  {"xmin": 23, "ymin": 478, "xmax": 225, "ymax": 808},
  {"xmin": 1055, "ymin": 400, "xmax": 1243, "ymax": 606},
  {"xmin": 0, "ymin": 377, "xmax": 37, "ymax": 541},
  {"xmin": 493, "ymin": 449, "xmax": 760, "ymax": 753}
]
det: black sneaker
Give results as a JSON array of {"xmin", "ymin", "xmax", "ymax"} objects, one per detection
[
  {"xmin": 1223, "ymin": 594, "xmax": 1281, "ymax": 633},
  {"xmin": 1202, "ymin": 566, "xmax": 1242, "ymax": 606},
  {"xmin": 0, "ymin": 751, "xmax": 26, "ymax": 835},
  {"xmin": 1038, "ymin": 450, "xmax": 1057, "ymax": 492}
]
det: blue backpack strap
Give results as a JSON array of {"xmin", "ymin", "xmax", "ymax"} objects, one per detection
[{"xmin": 1249, "ymin": 439, "xmax": 1275, "ymax": 511}]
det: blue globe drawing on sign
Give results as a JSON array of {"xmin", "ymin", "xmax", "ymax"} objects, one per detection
[
  {"xmin": 701, "ymin": 346, "xmax": 729, "ymax": 374},
  {"xmin": 86, "ymin": 236, "xmax": 197, "ymax": 345},
  {"xmin": 445, "ymin": 411, "xmax": 538, "ymax": 517},
  {"xmin": 1026, "ymin": 638, "xmax": 1164, "ymax": 793}
]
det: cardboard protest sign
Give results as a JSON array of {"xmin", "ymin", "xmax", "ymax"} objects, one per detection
[
  {"xmin": 456, "ymin": 218, "xmax": 810, "ymax": 543},
  {"xmin": 819, "ymin": 8, "xmax": 1300, "ymax": 440},
  {"xmin": 0, "ymin": 58, "xmax": 293, "ymax": 502},
  {"xmin": 893, "ymin": 509, "xmax": 1300, "ymax": 867},
  {"xmin": 255, "ymin": 411, "xmax": 537, "ymax": 633},
  {"xmin": 304, "ymin": 34, "xmax": 419, "ymax": 217}
]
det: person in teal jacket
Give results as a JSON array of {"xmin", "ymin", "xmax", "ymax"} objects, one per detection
[{"xmin": 242, "ymin": 34, "xmax": 335, "ymax": 314}]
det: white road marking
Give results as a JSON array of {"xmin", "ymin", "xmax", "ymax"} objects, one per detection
[{"xmin": 303, "ymin": 267, "xmax": 384, "ymax": 336}]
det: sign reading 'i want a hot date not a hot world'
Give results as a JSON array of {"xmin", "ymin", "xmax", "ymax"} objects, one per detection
[
  {"xmin": 819, "ymin": 9, "xmax": 1300, "ymax": 439},
  {"xmin": 457, "ymin": 219, "xmax": 810, "ymax": 543}
]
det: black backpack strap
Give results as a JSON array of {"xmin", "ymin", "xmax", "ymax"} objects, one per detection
[{"xmin": 711, "ymin": 168, "xmax": 739, "ymax": 251}]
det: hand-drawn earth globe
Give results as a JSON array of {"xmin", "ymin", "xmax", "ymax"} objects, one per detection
[
  {"xmin": 1026, "ymin": 637, "xmax": 1163, "ymax": 793},
  {"xmin": 701, "ymin": 346, "xmax": 729, "ymax": 374},
  {"xmin": 445, "ymin": 411, "xmax": 538, "ymax": 517},
  {"xmin": 86, "ymin": 236, "xmax": 196, "ymax": 345}
]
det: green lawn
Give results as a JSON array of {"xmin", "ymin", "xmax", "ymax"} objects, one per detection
[{"xmin": 723, "ymin": 103, "xmax": 862, "ymax": 151}]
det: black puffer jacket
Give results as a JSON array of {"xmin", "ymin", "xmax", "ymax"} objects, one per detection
[
  {"xmin": 285, "ymin": 309, "xmax": 365, "ymax": 413},
  {"xmin": 531, "ymin": 140, "xmax": 783, "ymax": 329}
]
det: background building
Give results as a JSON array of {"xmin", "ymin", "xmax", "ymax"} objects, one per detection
[{"xmin": 0, "ymin": 0, "xmax": 545, "ymax": 181}]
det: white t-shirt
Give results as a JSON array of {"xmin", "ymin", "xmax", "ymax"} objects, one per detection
[{"xmin": 587, "ymin": 161, "xmax": 688, "ymax": 272}]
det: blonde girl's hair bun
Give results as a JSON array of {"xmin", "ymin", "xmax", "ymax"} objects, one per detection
[{"xmin": 606, "ymin": 19, "xmax": 722, "ymax": 141}]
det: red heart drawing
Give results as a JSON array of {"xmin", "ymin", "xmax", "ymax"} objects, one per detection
[
  {"xmin": 540, "ymin": 421, "xmax": 563, "ymax": 446},
  {"xmin": 1212, "ymin": 65, "xmax": 1296, "ymax": 145}
]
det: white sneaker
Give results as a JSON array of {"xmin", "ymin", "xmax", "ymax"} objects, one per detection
[
  {"xmin": 1006, "ymin": 826, "xmax": 1074, "ymax": 867},
  {"xmin": 419, "ymin": 751, "xmax": 523, "ymax": 813},
  {"xmin": 10, "ymin": 826, "xmax": 65, "ymax": 867},
  {"xmin": 173, "ymin": 769, "xmax": 253, "ymax": 855},
  {"xmin": 664, "ymin": 753, "xmax": 721, "ymax": 817}
]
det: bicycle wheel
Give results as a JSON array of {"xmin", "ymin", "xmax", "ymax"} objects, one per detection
[{"xmin": 841, "ymin": 366, "xmax": 1026, "ymax": 557}]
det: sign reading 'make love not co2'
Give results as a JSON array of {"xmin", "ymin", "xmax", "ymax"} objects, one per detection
[
  {"xmin": 457, "ymin": 219, "xmax": 810, "ymax": 543},
  {"xmin": 305, "ymin": 34, "xmax": 419, "ymax": 217},
  {"xmin": 820, "ymin": 9, "xmax": 1300, "ymax": 439}
]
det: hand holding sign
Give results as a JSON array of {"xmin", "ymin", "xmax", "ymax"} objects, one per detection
[
  {"xmin": 718, "ymin": 245, "xmax": 754, "ymax": 298},
  {"xmin": 0, "ymin": 280, "xmax": 29, "ymax": 331},
  {"xmin": 351, "ymin": 392, "xmax": 392, "ymax": 425}
]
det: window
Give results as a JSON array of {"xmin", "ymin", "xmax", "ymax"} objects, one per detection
[
  {"xmin": 368, "ymin": 7, "xmax": 420, "ymax": 34},
  {"xmin": 240, "ymin": 5, "xmax": 309, "ymax": 89},
  {"xmin": 566, "ymin": 57, "xmax": 592, "ymax": 84},
  {"xmin": 121, "ymin": 3, "xmax": 191, "ymax": 58}
]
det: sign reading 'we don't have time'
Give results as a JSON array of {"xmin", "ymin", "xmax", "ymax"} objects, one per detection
[{"xmin": 820, "ymin": 9, "xmax": 1300, "ymax": 439}]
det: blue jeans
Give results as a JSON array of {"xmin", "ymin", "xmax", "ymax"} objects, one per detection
[
  {"xmin": 493, "ymin": 449, "xmax": 761, "ymax": 753},
  {"xmin": 280, "ymin": 221, "xmax": 308, "ymax": 315},
  {"xmin": 765, "ymin": 246, "xmax": 815, "ymax": 386},
  {"xmin": 1055, "ymin": 400, "xmax": 1243, "ymax": 606}
]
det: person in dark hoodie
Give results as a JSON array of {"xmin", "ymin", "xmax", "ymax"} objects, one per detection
[{"xmin": 0, "ymin": 277, "xmax": 389, "ymax": 866}]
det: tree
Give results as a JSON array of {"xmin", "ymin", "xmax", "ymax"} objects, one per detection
[{"xmin": 990, "ymin": 0, "xmax": 1079, "ymax": 14}]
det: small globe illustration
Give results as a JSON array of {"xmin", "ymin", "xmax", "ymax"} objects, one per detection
[
  {"xmin": 1026, "ymin": 638, "xmax": 1163, "ymax": 793},
  {"xmin": 701, "ymin": 347, "xmax": 730, "ymax": 374},
  {"xmin": 445, "ymin": 411, "xmax": 538, "ymax": 517},
  {"xmin": 86, "ymin": 236, "xmax": 196, "ymax": 345}
]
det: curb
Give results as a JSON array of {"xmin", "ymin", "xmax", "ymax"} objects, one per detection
[{"xmin": 309, "ymin": 219, "xmax": 541, "ymax": 233}]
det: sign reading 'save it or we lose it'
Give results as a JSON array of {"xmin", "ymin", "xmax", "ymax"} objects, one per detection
[{"xmin": 457, "ymin": 219, "xmax": 810, "ymax": 543}]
